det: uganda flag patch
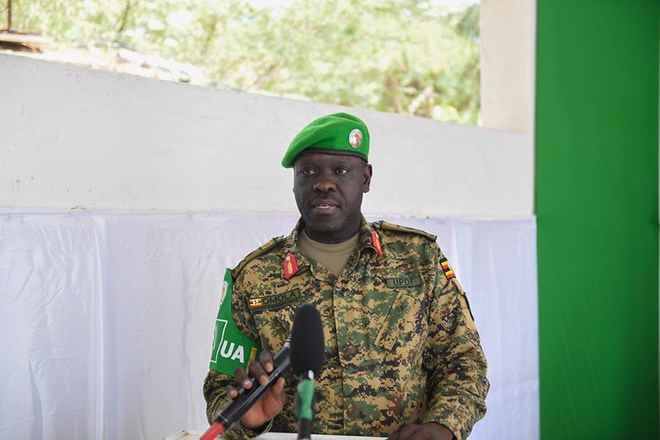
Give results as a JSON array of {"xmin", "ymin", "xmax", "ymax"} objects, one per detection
[
  {"xmin": 440, "ymin": 257, "xmax": 456, "ymax": 279},
  {"xmin": 248, "ymin": 298, "xmax": 263, "ymax": 309}
]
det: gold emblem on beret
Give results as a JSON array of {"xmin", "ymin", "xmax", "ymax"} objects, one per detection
[{"xmin": 348, "ymin": 129, "xmax": 363, "ymax": 148}]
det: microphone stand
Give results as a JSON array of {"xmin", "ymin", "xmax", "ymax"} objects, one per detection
[{"xmin": 296, "ymin": 370, "xmax": 316, "ymax": 440}]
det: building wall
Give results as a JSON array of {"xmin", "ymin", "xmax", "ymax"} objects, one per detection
[{"xmin": 0, "ymin": 53, "xmax": 533, "ymax": 218}]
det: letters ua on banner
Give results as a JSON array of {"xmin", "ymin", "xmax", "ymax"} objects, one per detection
[{"xmin": 209, "ymin": 268, "xmax": 259, "ymax": 376}]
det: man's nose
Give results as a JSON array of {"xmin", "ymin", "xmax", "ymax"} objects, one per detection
[{"xmin": 312, "ymin": 172, "xmax": 337, "ymax": 192}]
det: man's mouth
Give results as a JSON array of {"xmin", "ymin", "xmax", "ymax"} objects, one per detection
[{"xmin": 312, "ymin": 201, "xmax": 339, "ymax": 211}]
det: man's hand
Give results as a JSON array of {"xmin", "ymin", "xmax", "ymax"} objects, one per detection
[
  {"xmin": 225, "ymin": 351, "xmax": 287, "ymax": 430},
  {"xmin": 388, "ymin": 422, "xmax": 454, "ymax": 440}
]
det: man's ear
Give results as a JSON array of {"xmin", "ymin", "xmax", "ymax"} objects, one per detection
[{"xmin": 363, "ymin": 164, "xmax": 373, "ymax": 193}]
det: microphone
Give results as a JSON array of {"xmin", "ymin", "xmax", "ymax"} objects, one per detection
[
  {"xmin": 200, "ymin": 338, "xmax": 291, "ymax": 440},
  {"xmin": 290, "ymin": 304, "xmax": 325, "ymax": 440}
]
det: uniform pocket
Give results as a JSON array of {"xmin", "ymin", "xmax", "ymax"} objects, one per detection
[
  {"xmin": 250, "ymin": 299, "xmax": 298, "ymax": 352},
  {"xmin": 372, "ymin": 283, "xmax": 429, "ymax": 366}
]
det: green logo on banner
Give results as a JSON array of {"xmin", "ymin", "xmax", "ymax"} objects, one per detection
[{"xmin": 209, "ymin": 268, "xmax": 259, "ymax": 377}]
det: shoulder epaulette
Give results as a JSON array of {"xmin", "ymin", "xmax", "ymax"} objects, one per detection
[
  {"xmin": 231, "ymin": 236, "xmax": 284, "ymax": 279},
  {"xmin": 373, "ymin": 221, "xmax": 437, "ymax": 242}
]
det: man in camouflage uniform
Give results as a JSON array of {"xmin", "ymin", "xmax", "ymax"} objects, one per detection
[{"xmin": 203, "ymin": 113, "xmax": 488, "ymax": 440}]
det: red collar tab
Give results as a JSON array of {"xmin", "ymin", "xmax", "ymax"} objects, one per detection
[
  {"xmin": 283, "ymin": 253, "xmax": 299, "ymax": 280},
  {"xmin": 371, "ymin": 231, "xmax": 383, "ymax": 256}
]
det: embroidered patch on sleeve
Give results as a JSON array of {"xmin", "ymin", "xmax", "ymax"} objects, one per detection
[{"xmin": 440, "ymin": 257, "xmax": 456, "ymax": 279}]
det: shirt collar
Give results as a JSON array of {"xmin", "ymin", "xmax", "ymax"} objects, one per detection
[{"xmin": 282, "ymin": 215, "xmax": 381, "ymax": 258}]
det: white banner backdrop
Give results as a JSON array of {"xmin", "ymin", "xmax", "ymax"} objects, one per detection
[{"xmin": 0, "ymin": 211, "xmax": 538, "ymax": 440}]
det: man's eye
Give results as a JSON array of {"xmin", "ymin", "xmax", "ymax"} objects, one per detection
[
  {"xmin": 335, "ymin": 168, "xmax": 349, "ymax": 175},
  {"xmin": 301, "ymin": 168, "xmax": 316, "ymax": 176}
]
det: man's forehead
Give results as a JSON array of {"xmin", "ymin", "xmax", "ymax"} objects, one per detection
[{"xmin": 293, "ymin": 151, "xmax": 368, "ymax": 167}]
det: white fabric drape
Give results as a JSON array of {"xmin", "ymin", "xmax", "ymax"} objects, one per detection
[{"xmin": 0, "ymin": 211, "xmax": 538, "ymax": 439}]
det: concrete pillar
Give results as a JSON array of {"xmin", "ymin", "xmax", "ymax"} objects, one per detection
[{"xmin": 480, "ymin": 0, "xmax": 535, "ymax": 133}]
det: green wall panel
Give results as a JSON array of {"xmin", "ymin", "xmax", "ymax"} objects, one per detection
[{"xmin": 536, "ymin": 1, "xmax": 659, "ymax": 438}]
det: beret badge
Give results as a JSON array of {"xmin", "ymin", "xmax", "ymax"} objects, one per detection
[{"xmin": 349, "ymin": 129, "xmax": 363, "ymax": 148}]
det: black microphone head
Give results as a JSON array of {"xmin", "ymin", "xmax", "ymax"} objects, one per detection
[{"xmin": 290, "ymin": 304, "xmax": 325, "ymax": 377}]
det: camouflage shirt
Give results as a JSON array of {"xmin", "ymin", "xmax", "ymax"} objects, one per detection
[{"xmin": 203, "ymin": 217, "xmax": 489, "ymax": 439}]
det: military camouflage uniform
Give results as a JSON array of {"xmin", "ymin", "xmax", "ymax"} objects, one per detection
[{"xmin": 204, "ymin": 217, "xmax": 488, "ymax": 439}]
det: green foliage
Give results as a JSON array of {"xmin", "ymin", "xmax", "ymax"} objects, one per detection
[{"xmin": 8, "ymin": 0, "xmax": 480, "ymax": 124}]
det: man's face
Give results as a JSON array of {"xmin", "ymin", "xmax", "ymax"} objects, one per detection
[{"xmin": 293, "ymin": 152, "xmax": 372, "ymax": 244}]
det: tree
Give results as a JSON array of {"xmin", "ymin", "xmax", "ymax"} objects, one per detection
[{"xmin": 7, "ymin": 0, "xmax": 481, "ymax": 124}]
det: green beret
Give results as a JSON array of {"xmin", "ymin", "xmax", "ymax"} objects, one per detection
[{"xmin": 281, "ymin": 112, "xmax": 370, "ymax": 168}]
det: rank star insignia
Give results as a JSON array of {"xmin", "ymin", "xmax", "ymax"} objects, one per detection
[{"xmin": 348, "ymin": 129, "xmax": 363, "ymax": 148}]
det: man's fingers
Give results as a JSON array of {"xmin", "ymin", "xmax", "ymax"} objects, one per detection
[
  {"xmin": 391, "ymin": 423, "xmax": 453, "ymax": 440},
  {"xmin": 227, "ymin": 350, "xmax": 278, "ymax": 400},
  {"xmin": 225, "ymin": 384, "xmax": 239, "ymax": 399},
  {"xmin": 272, "ymin": 377, "xmax": 285, "ymax": 394},
  {"xmin": 259, "ymin": 350, "xmax": 275, "ymax": 374},
  {"xmin": 233, "ymin": 367, "xmax": 253, "ymax": 389},
  {"xmin": 260, "ymin": 377, "xmax": 287, "ymax": 420},
  {"xmin": 248, "ymin": 360, "xmax": 268, "ymax": 386},
  {"xmin": 392, "ymin": 424, "xmax": 420, "ymax": 440}
]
